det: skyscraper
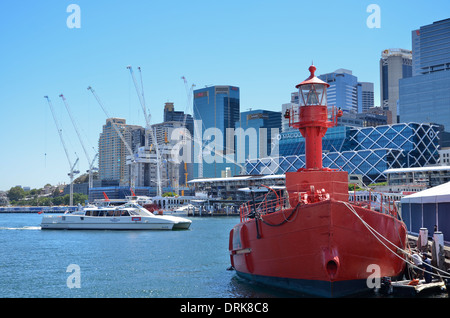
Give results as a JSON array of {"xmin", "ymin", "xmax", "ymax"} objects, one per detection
[
  {"xmin": 98, "ymin": 118, "xmax": 141, "ymax": 186},
  {"xmin": 414, "ymin": 18, "xmax": 450, "ymax": 75},
  {"xmin": 163, "ymin": 102, "xmax": 194, "ymax": 136},
  {"xmin": 235, "ymin": 109, "xmax": 281, "ymax": 162},
  {"xmin": 412, "ymin": 29, "xmax": 422, "ymax": 76},
  {"xmin": 318, "ymin": 69, "xmax": 361, "ymax": 114},
  {"xmin": 399, "ymin": 18, "xmax": 450, "ymax": 131},
  {"xmin": 380, "ymin": 48, "xmax": 413, "ymax": 123},
  {"xmin": 193, "ymin": 85, "xmax": 240, "ymax": 178},
  {"xmin": 360, "ymin": 82, "xmax": 374, "ymax": 112}
]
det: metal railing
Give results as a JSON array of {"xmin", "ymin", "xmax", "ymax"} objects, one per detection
[{"xmin": 239, "ymin": 186, "xmax": 400, "ymax": 222}]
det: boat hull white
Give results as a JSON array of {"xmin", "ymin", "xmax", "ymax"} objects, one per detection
[{"xmin": 40, "ymin": 215, "xmax": 191, "ymax": 230}]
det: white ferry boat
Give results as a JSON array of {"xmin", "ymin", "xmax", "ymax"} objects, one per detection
[{"xmin": 40, "ymin": 201, "xmax": 191, "ymax": 230}]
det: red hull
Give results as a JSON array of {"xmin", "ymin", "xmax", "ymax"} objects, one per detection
[{"xmin": 229, "ymin": 199, "xmax": 407, "ymax": 297}]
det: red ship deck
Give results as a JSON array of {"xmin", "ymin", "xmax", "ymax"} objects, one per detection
[{"xmin": 229, "ymin": 198, "xmax": 407, "ymax": 297}]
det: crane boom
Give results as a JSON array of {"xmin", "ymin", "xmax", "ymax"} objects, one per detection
[
  {"xmin": 59, "ymin": 94, "xmax": 98, "ymax": 190},
  {"xmin": 45, "ymin": 96, "xmax": 73, "ymax": 169},
  {"xmin": 87, "ymin": 86, "xmax": 135, "ymax": 157},
  {"xmin": 44, "ymin": 95, "xmax": 79, "ymax": 205},
  {"xmin": 127, "ymin": 66, "xmax": 162, "ymax": 197},
  {"xmin": 59, "ymin": 94, "xmax": 91, "ymax": 164}
]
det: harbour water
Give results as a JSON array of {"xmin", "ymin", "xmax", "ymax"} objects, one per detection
[
  {"xmin": 0, "ymin": 213, "xmax": 288, "ymax": 298},
  {"xmin": 1, "ymin": 213, "xmax": 447, "ymax": 300}
]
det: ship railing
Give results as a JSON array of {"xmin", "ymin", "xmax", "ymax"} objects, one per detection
[
  {"xmin": 239, "ymin": 195, "xmax": 289, "ymax": 223},
  {"xmin": 348, "ymin": 187, "xmax": 399, "ymax": 219}
]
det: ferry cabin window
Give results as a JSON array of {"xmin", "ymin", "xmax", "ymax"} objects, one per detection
[
  {"xmin": 120, "ymin": 210, "xmax": 130, "ymax": 216},
  {"xmin": 128, "ymin": 209, "xmax": 139, "ymax": 216}
]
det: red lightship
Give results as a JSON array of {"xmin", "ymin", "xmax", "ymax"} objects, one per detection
[{"xmin": 228, "ymin": 65, "xmax": 408, "ymax": 297}]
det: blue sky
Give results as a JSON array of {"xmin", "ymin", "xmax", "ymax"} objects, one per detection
[{"xmin": 0, "ymin": 0, "xmax": 449, "ymax": 191}]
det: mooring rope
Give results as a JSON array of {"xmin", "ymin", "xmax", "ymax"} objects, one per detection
[
  {"xmin": 259, "ymin": 202, "xmax": 300, "ymax": 227},
  {"xmin": 340, "ymin": 200, "xmax": 450, "ymax": 280}
]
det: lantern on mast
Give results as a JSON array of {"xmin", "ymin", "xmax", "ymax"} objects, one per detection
[{"xmin": 285, "ymin": 64, "xmax": 342, "ymax": 170}]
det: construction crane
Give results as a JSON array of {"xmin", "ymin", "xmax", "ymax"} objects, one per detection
[
  {"xmin": 180, "ymin": 76, "xmax": 196, "ymax": 184},
  {"xmin": 87, "ymin": 86, "xmax": 137, "ymax": 190},
  {"xmin": 44, "ymin": 95, "xmax": 80, "ymax": 206},
  {"xmin": 59, "ymin": 94, "xmax": 98, "ymax": 192},
  {"xmin": 127, "ymin": 65, "xmax": 162, "ymax": 197}
]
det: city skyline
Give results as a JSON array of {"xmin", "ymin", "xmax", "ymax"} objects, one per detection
[{"xmin": 0, "ymin": 1, "xmax": 449, "ymax": 191}]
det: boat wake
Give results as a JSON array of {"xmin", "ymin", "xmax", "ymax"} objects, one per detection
[{"xmin": 0, "ymin": 226, "xmax": 41, "ymax": 231}]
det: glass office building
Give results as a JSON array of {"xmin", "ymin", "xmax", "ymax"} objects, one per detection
[
  {"xmin": 193, "ymin": 85, "xmax": 240, "ymax": 178},
  {"xmin": 399, "ymin": 18, "xmax": 450, "ymax": 131},
  {"xmin": 318, "ymin": 69, "xmax": 362, "ymax": 114},
  {"xmin": 380, "ymin": 49, "xmax": 413, "ymax": 124},
  {"xmin": 246, "ymin": 123, "xmax": 440, "ymax": 185},
  {"xmin": 414, "ymin": 18, "xmax": 450, "ymax": 75},
  {"xmin": 234, "ymin": 109, "xmax": 281, "ymax": 162}
]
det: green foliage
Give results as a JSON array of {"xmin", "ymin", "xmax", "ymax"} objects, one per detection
[
  {"xmin": 348, "ymin": 184, "xmax": 363, "ymax": 191},
  {"xmin": 8, "ymin": 186, "xmax": 88, "ymax": 206},
  {"xmin": 7, "ymin": 186, "xmax": 26, "ymax": 202},
  {"xmin": 162, "ymin": 192, "xmax": 177, "ymax": 197}
]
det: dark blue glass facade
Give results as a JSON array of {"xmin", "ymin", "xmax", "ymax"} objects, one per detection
[
  {"xmin": 235, "ymin": 109, "xmax": 281, "ymax": 161},
  {"xmin": 399, "ymin": 71, "xmax": 450, "ymax": 131},
  {"xmin": 399, "ymin": 19, "xmax": 450, "ymax": 131},
  {"xmin": 246, "ymin": 123, "xmax": 440, "ymax": 184},
  {"xmin": 193, "ymin": 85, "xmax": 240, "ymax": 178},
  {"xmin": 417, "ymin": 18, "xmax": 450, "ymax": 73},
  {"xmin": 279, "ymin": 125, "xmax": 352, "ymax": 156}
]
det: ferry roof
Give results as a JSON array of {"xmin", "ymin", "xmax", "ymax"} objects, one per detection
[{"xmin": 384, "ymin": 166, "xmax": 450, "ymax": 174}]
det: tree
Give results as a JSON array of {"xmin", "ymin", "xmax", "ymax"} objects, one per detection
[{"xmin": 7, "ymin": 186, "xmax": 25, "ymax": 202}]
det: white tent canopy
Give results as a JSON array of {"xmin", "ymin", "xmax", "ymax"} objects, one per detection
[{"xmin": 401, "ymin": 181, "xmax": 450, "ymax": 204}]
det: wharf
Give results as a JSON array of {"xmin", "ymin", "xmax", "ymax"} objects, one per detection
[
  {"xmin": 407, "ymin": 234, "xmax": 450, "ymax": 268},
  {"xmin": 0, "ymin": 206, "xmax": 77, "ymax": 213},
  {"xmin": 187, "ymin": 210, "xmax": 240, "ymax": 217},
  {"xmin": 390, "ymin": 279, "xmax": 446, "ymax": 296}
]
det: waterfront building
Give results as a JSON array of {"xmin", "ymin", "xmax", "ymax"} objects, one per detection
[
  {"xmin": 385, "ymin": 166, "xmax": 450, "ymax": 189},
  {"xmin": 356, "ymin": 107, "xmax": 389, "ymax": 127},
  {"xmin": 188, "ymin": 174, "xmax": 285, "ymax": 202},
  {"xmin": 360, "ymin": 82, "xmax": 374, "ymax": 112},
  {"xmin": 318, "ymin": 69, "xmax": 362, "ymax": 114},
  {"xmin": 193, "ymin": 85, "xmax": 240, "ymax": 178},
  {"xmin": 162, "ymin": 102, "xmax": 195, "ymax": 188},
  {"xmin": 380, "ymin": 48, "xmax": 413, "ymax": 123},
  {"xmin": 440, "ymin": 147, "xmax": 450, "ymax": 165},
  {"xmin": 98, "ymin": 118, "xmax": 142, "ymax": 186},
  {"xmin": 163, "ymin": 102, "xmax": 194, "ymax": 136},
  {"xmin": 151, "ymin": 120, "xmax": 192, "ymax": 188},
  {"xmin": 399, "ymin": 19, "xmax": 450, "ymax": 131},
  {"xmin": 412, "ymin": 19, "xmax": 450, "ymax": 75},
  {"xmin": 335, "ymin": 112, "xmax": 364, "ymax": 127},
  {"xmin": 246, "ymin": 123, "xmax": 440, "ymax": 185},
  {"xmin": 234, "ymin": 109, "xmax": 281, "ymax": 162},
  {"xmin": 412, "ymin": 29, "xmax": 422, "ymax": 76}
]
